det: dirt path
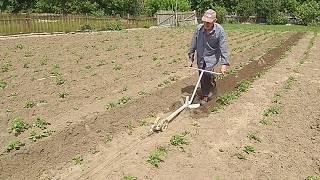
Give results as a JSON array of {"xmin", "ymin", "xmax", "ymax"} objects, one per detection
[{"xmin": 44, "ymin": 33, "xmax": 319, "ymax": 180}]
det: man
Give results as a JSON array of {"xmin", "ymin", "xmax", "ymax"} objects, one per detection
[{"xmin": 188, "ymin": 9, "xmax": 230, "ymax": 104}]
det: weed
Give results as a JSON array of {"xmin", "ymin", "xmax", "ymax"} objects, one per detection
[
  {"xmin": 58, "ymin": 92, "xmax": 68, "ymax": 98},
  {"xmin": 0, "ymin": 80, "xmax": 7, "ymax": 89},
  {"xmin": 8, "ymin": 117, "xmax": 29, "ymax": 135},
  {"xmin": 170, "ymin": 134, "xmax": 187, "ymax": 146},
  {"xmin": 6, "ymin": 140, "xmax": 24, "ymax": 152},
  {"xmin": 248, "ymin": 133, "xmax": 261, "ymax": 143},
  {"xmin": 123, "ymin": 176, "xmax": 137, "ymax": 180},
  {"xmin": 29, "ymin": 131, "xmax": 43, "ymax": 142},
  {"xmin": 33, "ymin": 118, "xmax": 50, "ymax": 130},
  {"xmin": 118, "ymin": 96, "xmax": 131, "ymax": 105},
  {"xmin": 263, "ymin": 105, "xmax": 280, "ymax": 116},
  {"xmin": 284, "ymin": 76, "xmax": 296, "ymax": 89},
  {"xmin": 106, "ymin": 102, "xmax": 116, "ymax": 110},
  {"xmin": 24, "ymin": 100, "xmax": 36, "ymax": 108},
  {"xmin": 72, "ymin": 155, "xmax": 83, "ymax": 165},
  {"xmin": 147, "ymin": 146, "xmax": 167, "ymax": 167},
  {"xmin": 243, "ymin": 145, "xmax": 255, "ymax": 154}
]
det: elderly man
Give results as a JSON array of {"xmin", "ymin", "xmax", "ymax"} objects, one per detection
[{"xmin": 188, "ymin": 9, "xmax": 230, "ymax": 104}]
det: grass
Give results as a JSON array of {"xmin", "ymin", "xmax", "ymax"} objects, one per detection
[
  {"xmin": 243, "ymin": 145, "xmax": 255, "ymax": 154},
  {"xmin": 72, "ymin": 155, "xmax": 83, "ymax": 165},
  {"xmin": 24, "ymin": 100, "xmax": 36, "ymax": 108},
  {"xmin": 147, "ymin": 146, "xmax": 167, "ymax": 168},
  {"xmin": 0, "ymin": 80, "xmax": 7, "ymax": 89},
  {"xmin": 8, "ymin": 117, "xmax": 29, "ymax": 135},
  {"xmin": 6, "ymin": 140, "xmax": 25, "ymax": 152},
  {"xmin": 223, "ymin": 24, "xmax": 320, "ymax": 33},
  {"xmin": 123, "ymin": 176, "xmax": 138, "ymax": 180},
  {"xmin": 263, "ymin": 105, "xmax": 280, "ymax": 116}
]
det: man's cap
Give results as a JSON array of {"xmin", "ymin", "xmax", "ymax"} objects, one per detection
[{"xmin": 202, "ymin": 9, "xmax": 217, "ymax": 23}]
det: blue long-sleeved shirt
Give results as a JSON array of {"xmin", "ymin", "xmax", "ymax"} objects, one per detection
[{"xmin": 188, "ymin": 23, "xmax": 230, "ymax": 68}]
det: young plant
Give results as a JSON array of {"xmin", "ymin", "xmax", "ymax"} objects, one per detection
[
  {"xmin": 24, "ymin": 100, "xmax": 36, "ymax": 108},
  {"xmin": 122, "ymin": 176, "xmax": 137, "ymax": 180},
  {"xmin": 248, "ymin": 133, "xmax": 261, "ymax": 143},
  {"xmin": 243, "ymin": 145, "xmax": 255, "ymax": 154},
  {"xmin": 170, "ymin": 134, "xmax": 187, "ymax": 146},
  {"xmin": 72, "ymin": 155, "xmax": 83, "ymax": 165},
  {"xmin": 8, "ymin": 117, "xmax": 29, "ymax": 135},
  {"xmin": 58, "ymin": 92, "xmax": 68, "ymax": 98},
  {"xmin": 147, "ymin": 146, "xmax": 167, "ymax": 168},
  {"xmin": 284, "ymin": 76, "xmax": 296, "ymax": 90},
  {"xmin": 6, "ymin": 140, "xmax": 24, "ymax": 152},
  {"xmin": 33, "ymin": 117, "xmax": 50, "ymax": 130},
  {"xmin": 0, "ymin": 80, "xmax": 7, "ymax": 89},
  {"xmin": 106, "ymin": 102, "xmax": 116, "ymax": 110},
  {"xmin": 118, "ymin": 96, "xmax": 131, "ymax": 105},
  {"xmin": 263, "ymin": 105, "xmax": 280, "ymax": 116},
  {"xmin": 56, "ymin": 76, "xmax": 65, "ymax": 85},
  {"xmin": 29, "ymin": 131, "xmax": 43, "ymax": 142},
  {"xmin": 113, "ymin": 64, "xmax": 122, "ymax": 71}
]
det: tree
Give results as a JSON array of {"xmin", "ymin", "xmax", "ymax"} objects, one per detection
[
  {"xmin": 296, "ymin": 0, "xmax": 320, "ymax": 25},
  {"xmin": 236, "ymin": 0, "xmax": 255, "ymax": 21}
]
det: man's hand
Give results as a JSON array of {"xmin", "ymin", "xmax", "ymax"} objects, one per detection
[
  {"xmin": 221, "ymin": 65, "xmax": 227, "ymax": 75},
  {"xmin": 188, "ymin": 53, "xmax": 194, "ymax": 67},
  {"xmin": 189, "ymin": 62, "xmax": 193, "ymax": 67}
]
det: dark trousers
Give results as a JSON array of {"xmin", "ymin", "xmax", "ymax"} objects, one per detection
[{"xmin": 199, "ymin": 63, "xmax": 216, "ymax": 97}]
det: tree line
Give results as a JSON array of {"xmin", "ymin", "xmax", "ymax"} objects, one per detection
[{"xmin": 1, "ymin": 0, "xmax": 319, "ymax": 25}]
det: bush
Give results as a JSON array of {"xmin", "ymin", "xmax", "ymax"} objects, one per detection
[
  {"xmin": 267, "ymin": 12, "xmax": 288, "ymax": 25},
  {"xmin": 144, "ymin": 0, "xmax": 191, "ymax": 16},
  {"xmin": 296, "ymin": 0, "xmax": 320, "ymax": 26},
  {"xmin": 103, "ymin": 20, "xmax": 123, "ymax": 31},
  {"xmin": 214, "ymin": 6, "xmax": 227, "ymax": 24}
]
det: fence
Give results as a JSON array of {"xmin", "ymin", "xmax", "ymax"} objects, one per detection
[
  {"xmin": 156, "ymin": 10, "xmax": 197, "ymax": 26},
  {"xmin": 0, "ymin": 13, "xmax": 157, "ymax": 35}
]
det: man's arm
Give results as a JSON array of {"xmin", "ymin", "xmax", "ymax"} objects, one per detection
[{"xmin": 188, "ymin": 29, "xmax": 198, "ymax": 66}]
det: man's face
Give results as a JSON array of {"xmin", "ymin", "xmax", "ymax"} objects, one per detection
[{"xmin": 203, "ymin": 21, "xmax": 214, "ymax": 31}]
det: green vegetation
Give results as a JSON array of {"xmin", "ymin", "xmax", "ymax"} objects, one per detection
[
  {"xmin": 147, "ymin": 146, "xmax": 167, "ymax": 168},
  {"xmin": 248, "ymin": 133, "xmax": 261, "ymax": 143},
  {"xmin": 306, "ymin": 176, "xmax": 320, "ymax": 180},
  {"xmin": 123, "ymin": 176, "xmax": 138, "ymax": 180},
  {"xmin": 263, "ymin": 105, "xmax": 280, "ymax": 116},
  {"xmin": 33, "ymin": 117, "xmax": 50, "ymax": 130},
  {"xmin": 243, "ymin": 145, "xmax": 255, "ymax": 154},
  {"xmin": 8, "ymin": 117, "xmax": 29, "ymax": 135},
  {"xmin": 284, "ymin": 76, "xmax": 297, "ymax": 89},
  {"xmin": 170, "ymin": 134, "xmax": 187, "ymax": 146},
  {"xmin": 72, "ymin": 155, "xmax": 84, "ymax": 165},
  {"xmin": 6, "ymin": 140, "xmax": 25, "ymax": 152},
  {"xmin": 0, "ymin": 80, "xmax": 7, "ymax": 89},
  {"xmin": 24, "ymin": 100, "xmax": 36, "ymax": 108}
]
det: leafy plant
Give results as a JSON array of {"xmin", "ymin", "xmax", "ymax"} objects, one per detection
[
  {"xmin": 33, "ymin": 118, "xmax": 50, "ymax": 130},
  {"xmin": 113, "ymin": 64, "xmax": 122, "ymax": 71},
  {"xmin": 0, "ymin": 80, "xmax": 7, "ymax": 89},
  {"xmin": 24, "ymin": 100, "xmax": 36, "ymax": 108},
  {"xmin": 243, "ymin": 145, "xmax": 255, "ymax": 154},
  {"xmin": 8, "ymin": 117, "xmax": 29, "ymax": 135},
  {"xmin": 147, "ymin": 146, "xmax": 167, "ymax": 167},
  {"xmin": 118, "ymin": 96, "xmax": 131, "ymax": 105},
  {"xmin": 306, "ymin": 176, "xmax": 320, "ymax": 180},
  {"xmin": 56, "ymin": 76, "xmax": 65, "ymax": 85},
  {"xmin": 72, "ymin": 155, "xmax": 83, "ymax": 165},
  {"xmin": 248, "ymin": 133, "xmax": 261, "ymax": 143},
  {"xmin": 6, "ymin": 140, "xmax": 24, "ymax": 152},
  {"xmin": 263, "ymin": 105, "xmax": 280, "ymax": 116},
  {"xmin": 106, "ymin": 102, "xmax": 117, "ymax": 110},
  {"xmin": 284, "ymin": 76, "xmax": 296, "ymax": 89},
  {"xmin": 29, "ymin": 131, "xmax": 43, "ymax": 142},
  {"xmin": 170, "ymin": 134, "xmax": 187, "ymax": 146},
  {"xmin": 123, "ymin": 176, "xmax": 137, "ymax": 180},
  {"xmin": 58, "ymin": 92, "xmax": 68, "ymax": 98}
]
